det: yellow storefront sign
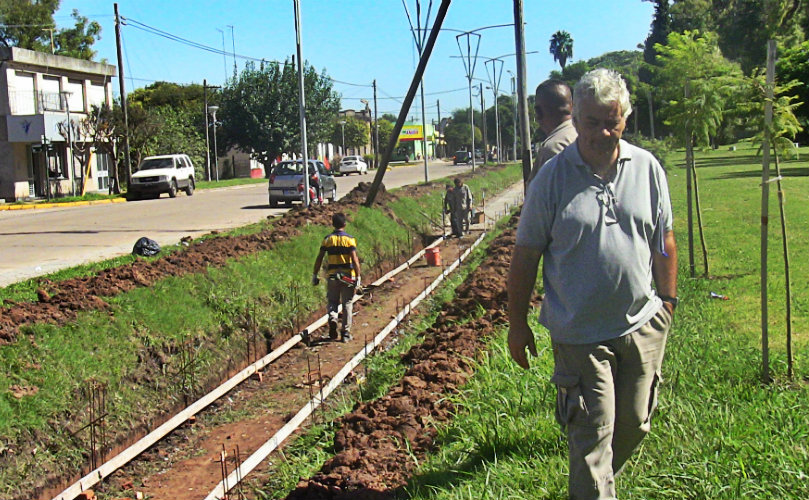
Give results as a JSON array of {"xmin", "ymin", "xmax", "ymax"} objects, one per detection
[{"xmin": 398, "ymin": 125, "xmax": 424, "ymax": 141}]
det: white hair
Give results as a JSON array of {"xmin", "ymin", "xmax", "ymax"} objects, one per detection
[{"xmin": 573, "ymin": 68, "xmax": 632, "ymax": 120}]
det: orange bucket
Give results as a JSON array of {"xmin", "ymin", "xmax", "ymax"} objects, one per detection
[{"xmin": 424, "ymin": 247, "xmax": 441, "ymax": 267}]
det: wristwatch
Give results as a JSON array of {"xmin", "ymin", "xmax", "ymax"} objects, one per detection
[{"xmin": 659, "ymin": 295, "xmax": 679, "ymax": 310}]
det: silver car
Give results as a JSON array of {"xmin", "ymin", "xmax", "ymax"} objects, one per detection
[{"xmin": 268, "ymin": 160, "xmax": 337, "ymax": 207}]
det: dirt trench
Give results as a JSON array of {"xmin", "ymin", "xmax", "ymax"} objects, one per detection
[{"xmin": 282, "ymin": 217, "xmax": 524, "ymax": 500}]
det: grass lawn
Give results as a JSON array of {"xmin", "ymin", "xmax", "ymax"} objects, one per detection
[{"xmin": 401, "ymin": 140, "xmax": 809, "ymax": 499}]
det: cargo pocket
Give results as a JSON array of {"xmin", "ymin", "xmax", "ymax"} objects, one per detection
[
  {"xmin": 551, "ymin": 373, "xmax": 585, "ymax": 429},
  {"xmin": 644, "ymin": 371, "xmax": 663, "ymax": 425}
]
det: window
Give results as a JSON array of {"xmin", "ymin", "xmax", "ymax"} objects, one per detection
[
  {"xmin": 96, "ymin": 152, "xmax": 111, "ymax": 191},
  {"xmin": 40, "ymin": 76, "xmax": 62, "ymax": 111},
  {"xmin": 11, "ymin": 72, "xmax": 36, "ymax": 115},
  {"xmin": 65, "ymin": 79, "xmax": 84, "ymax": 112}
]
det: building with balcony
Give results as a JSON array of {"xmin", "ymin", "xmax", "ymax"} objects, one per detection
[{"xmin": 0, "ymin": 47, "xmax": 116, "ymax": 201}]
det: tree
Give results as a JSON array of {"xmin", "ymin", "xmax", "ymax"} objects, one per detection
[
  {"xmin": 53, "ymin": 9, "xmax": 100, "ymax": 60},
  {"xmin": 376, "ymin": 118, "xmax": 394, "ymax": 152},
  {"xmin": 655, "ymin": 30, "xmax": 743, "ymax": 147},
  {"xmin": 549, "ymin": 30, "xmax": 573, "ymax": 70},
  {"xmin": 84, "ymin": 104, "xmax": 120, "ymax": 194},
  {"xmin": 219, "ymin": 59, "xmax": 339, "ymax": 166},
  {"xmin": 129, "ymin": 81, "xmax": 206, "ymax": 112},
  {"xmin": 444, "ymin": 122, "xmax": 481, "ymax": 152},
  {"xmin": 776, "ymin": 41, "xmax": 809, "ymax": 141},
  {"xmin": 0, "ymin": 0, "xmax": 58, "ymax": 52},
  {"xmin": 332, "ymin": 116, "xmax": 369, "ymax": 153},
  {"xmin": 641, "ymin": 0, "xmax": 671, "ymax": 83}
]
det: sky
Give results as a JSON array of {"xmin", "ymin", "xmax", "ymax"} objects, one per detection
[{"xmin": 53, "ymin": 0, "xmax": 655, "ymax": 122}]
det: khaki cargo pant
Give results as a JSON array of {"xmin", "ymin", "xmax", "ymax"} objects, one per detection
[
  {"xmin": 552, "ymin": 307, "xmax": 672, "ymax": 500},
  {"xmin": 327, "ymin": 278, "xmax": 354, "ymax": 334}
]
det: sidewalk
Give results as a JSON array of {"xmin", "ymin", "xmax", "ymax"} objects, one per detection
[{"xmin": 0, "ymin": 197, "xmax": 127, "ymax": 211}]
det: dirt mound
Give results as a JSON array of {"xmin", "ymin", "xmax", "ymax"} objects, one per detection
[
  {"xmin": 285, "ymin": 217, "xmax": 520, "ymax": 499},
  {"xmin": 0, "ymin": 183, "xmax": 400, "ymax": 345}
]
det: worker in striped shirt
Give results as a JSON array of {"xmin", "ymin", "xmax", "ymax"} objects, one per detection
[{"xmin": 312, "ymin": 213, "xmax": 362, "ymax": 342}]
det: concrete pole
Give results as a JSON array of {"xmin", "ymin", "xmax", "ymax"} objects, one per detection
[
  {"xmin": 203, "ymin": 79, "xmax": 211, "ymax": 182},
  {"xmin": 293, "ymin": 0, "xmax": 310, "ymax": 207},
  {"xmin": 114, "ymin": 3, "xmax": 132, "ymax": 187},
  {"xmin": 513, "ymin": 0, "xmax": 533, "ymax": 186}
]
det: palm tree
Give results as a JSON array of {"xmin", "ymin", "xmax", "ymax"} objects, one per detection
[{"xmin": 549, "ymin": 30, "xmax": 574, "ymax": 70}]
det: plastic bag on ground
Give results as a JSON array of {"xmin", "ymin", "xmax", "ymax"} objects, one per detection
[{"xmin": 132, "ymin": 237, "xmax": 161, "ymax": 257}]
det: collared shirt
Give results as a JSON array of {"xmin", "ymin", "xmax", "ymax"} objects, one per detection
[
  {"xmin": 528, "ymin": 119, "xmax": 578, "ymax": 183},
  {"xmin": 516, "ymin": 139, "xmax": 673, "ymax": 344},
  {"xmin": 447, "ymin": 184, "xmax": 472, "ymax": 212},
  {"xmin": 320, "ymin": 230, "xmax": 357, "ymax": 278}
]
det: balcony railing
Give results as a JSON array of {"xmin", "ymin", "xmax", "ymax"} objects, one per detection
[{"xmin": 8, "ymin": 90, "xmax": 71, "ymax": 115}]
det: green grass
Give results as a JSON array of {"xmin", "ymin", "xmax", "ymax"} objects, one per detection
[{"xmin": 397, "ymin": 140, "xmax": 809, "ymax": 499}]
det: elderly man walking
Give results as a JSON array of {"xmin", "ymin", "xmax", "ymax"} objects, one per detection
[{"xmin": 507, "ymin": 68, "xmax": 678, "ymax": 500}]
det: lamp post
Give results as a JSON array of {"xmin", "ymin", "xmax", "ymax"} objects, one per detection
[
  {"xmin": 485, "ymin": 57, "xmax": 504, "ymax": 165},
  {"xmin": 339, "ymin": 120, "xmax": 346, "ymax": 156},
  {"xmin": 208, "ymin": 105, "xmax": 219, "ymax": 181}
]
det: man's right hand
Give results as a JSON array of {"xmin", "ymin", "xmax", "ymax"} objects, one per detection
[{"xmin": 508, "ymin": 322, "xmax": 538, "ymax": 370}]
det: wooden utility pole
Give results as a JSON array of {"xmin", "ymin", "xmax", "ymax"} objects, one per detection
[
  {"xmin": 365, "ymin": 0, "xmax": 451, "ymax": 207},
  {"xmin": 513, "ymin": 0, "xmax": 532, "ymax": 187},
  {"xmin": 114, "ymin": 3, "xmax": 132, "ymax": 187}
]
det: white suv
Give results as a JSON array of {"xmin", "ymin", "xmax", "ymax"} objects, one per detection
[{"xmin": 129, "ymin": 154, "xmax": 196, "ymax": 200}]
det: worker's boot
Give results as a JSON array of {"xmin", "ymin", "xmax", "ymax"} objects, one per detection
[
  {"xmin": 329, "ymin": 321, "xmax": 338, "ymax": 340},
  {"xmin": 341, "ymin": 331, "xmax": 352, "ymax": 343}
]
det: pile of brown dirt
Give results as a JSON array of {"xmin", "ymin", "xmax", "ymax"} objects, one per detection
[{"xmin": 285, "ymin": 218, "xmax": 524, "ymax": 499}]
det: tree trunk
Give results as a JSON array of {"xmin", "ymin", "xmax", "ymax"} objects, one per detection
[{"xmin": 691, "ymin": 155, "xmax": 709, "ymax": 276}]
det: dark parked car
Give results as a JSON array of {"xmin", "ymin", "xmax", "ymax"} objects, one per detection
[
  {"xmin": 453, "ymin": 151, "xmax": 471, "ymax": 165},
  {"xmin": 268, "ymin": 160, "xmax": 337, "ymax": 207}
]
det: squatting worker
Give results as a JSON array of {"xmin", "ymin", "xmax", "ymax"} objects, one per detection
[
  {"xmin": 507, "ymin": 68, "xmax": 678, "ymax": 500},
  {"xmin": 312, "ymin": 213, "xmax": 362, "ymax": 342},
  {"xmin": 447, "ymin": 177, "xmax": 473, "ymax": 238},
  {"xmin": 528, "ymin": 79, "xmax": 578, "ymax": 183}
]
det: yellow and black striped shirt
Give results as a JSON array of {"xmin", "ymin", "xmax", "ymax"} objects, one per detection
[{"xmin": 320, "ymin": 230, "xmax": 357, "ymax": 278}]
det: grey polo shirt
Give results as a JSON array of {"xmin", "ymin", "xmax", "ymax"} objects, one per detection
[{"xmin": 516, "ymin": 139, "xmax": 673, "ymax": 345}]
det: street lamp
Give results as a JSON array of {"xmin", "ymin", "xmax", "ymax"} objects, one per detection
[
  {"xmin": 485, "ymin": 57, "xmax": 504, "ymax": 165},
  {"xmin": 208, "ymin": 105, "xmax": 220, "ymax": 181},
  {"xmin": 339, "ymin": 120, "xmax": 346, "ymax": 156}
]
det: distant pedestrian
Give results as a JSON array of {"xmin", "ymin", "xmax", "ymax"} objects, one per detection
[
  {"xmin": 447, "ymin": 177, "xmax": 472, "ymax": 237},
  {"xmin": 528, "ymin": 79, "xmax": 578, "ymax": 183},
  {"xmin": 508, "ymin": 68, "xmax": 677, "ymax": 500},
  {"xmin": 312, "ymin": 213, "xmax": 362, "ymax": 341}
]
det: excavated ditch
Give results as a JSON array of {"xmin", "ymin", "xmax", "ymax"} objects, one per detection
[{"xmin": 283, "ymin": 217, "xmax": 525, "ymax": 500}]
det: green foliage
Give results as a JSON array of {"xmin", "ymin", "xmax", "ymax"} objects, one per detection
[
  {"xmin": 444, "ymin": 122, "xmax": 481, "ymax": 153},
  {"xmin": 549, "ymin": 30, "xmax": 574, "ymax": 70},
  {"xmin": 376, "ymin": 118, "xmax": 395, "ymax": 151},
  {"xmin": 129, "ymin": 81, "xmax": 207, "ymax": 112},
  {"xmin": 735, "ymin": 70, "xmax": 804, "ymax": 158},
  {"xmin": 332, "ymin": 116, "xmax": 369, "ymax": 151},
  {"xmin": 776, "ymin": 41, "xmax": 809, "ymax": 141},
  {"xmin": 219, "ymin": 59, "xmax": 340, "ymax": 166},
  {"xmin": 52, "ymin": 9, "xmax": 100, "ymax": 60},
  {"xmin": 0, "ymin": 0, "xmax": 59, "ymax": 53},
  {"xmin": 655, "ymin": 30, "xmax": 744, "ymax": 147}
]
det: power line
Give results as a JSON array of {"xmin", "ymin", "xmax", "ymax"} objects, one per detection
[{"xmin": 123, "ymin": 16, "xmax": 372, "ymax": 88}]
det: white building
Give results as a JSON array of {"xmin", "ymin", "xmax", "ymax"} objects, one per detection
[{"xmin": 0, "ymin": 47, "xmax": 116, "ymax": 201}]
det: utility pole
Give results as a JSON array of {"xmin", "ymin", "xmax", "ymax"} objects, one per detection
[
  {"xmin": 479, "ymin": 83, "xmax": 487, "ymax": 165},
  {"xmin": 227, "ymin": 25, "xmax": 236, "ymax": 76},
  {"xmin": 402, "ymin": 0, "xmax": 431, "ymax": 182},
  {"xmin": 366, "ymin": 0, "xmax": 451, "ymax": 206},
  {"xmin": 293, "ymin": 0, "xmax": 311, "ymax": 207},
  {"xmin": 456, "ymin": 31, "xmax": 481, "ymax": 172},
  {"xmin": 513, "ymin": 0, "xmax": 533, "ymax": 186},
  {"xmin": 373, "ymin": 79, "xmax": 379, "ymax": 169},
  {"xmin": 114, "ymin": 3, "xmax": 132, "ymax": 188},
  {"xmin": 485, "ymin": 57, "xmax": 504, "ymax": 164},
  {"xmin": 204, "ymin": 79, "xmax": 210, "ymax": 181},
  {"xmin": 436, "ymin": 99, "xmax": 442, "ymax": 158}
]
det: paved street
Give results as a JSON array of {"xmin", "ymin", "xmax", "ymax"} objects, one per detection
[{"xmin": 0, "ymin": 159, "xmax": 478, "ymax": 287}]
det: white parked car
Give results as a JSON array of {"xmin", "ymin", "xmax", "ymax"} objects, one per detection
[
  {"xmin": 339, "ymin": 155, "xmax": 368, "ymax": 175},
  {"xmin": 129, "ymin": 154, "xmax": 196, "ymax": 200}
]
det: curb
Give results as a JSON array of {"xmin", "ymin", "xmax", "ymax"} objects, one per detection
[{"xmin": 0, "ymin": 197, "xmax": 128, "ymax": 211}]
